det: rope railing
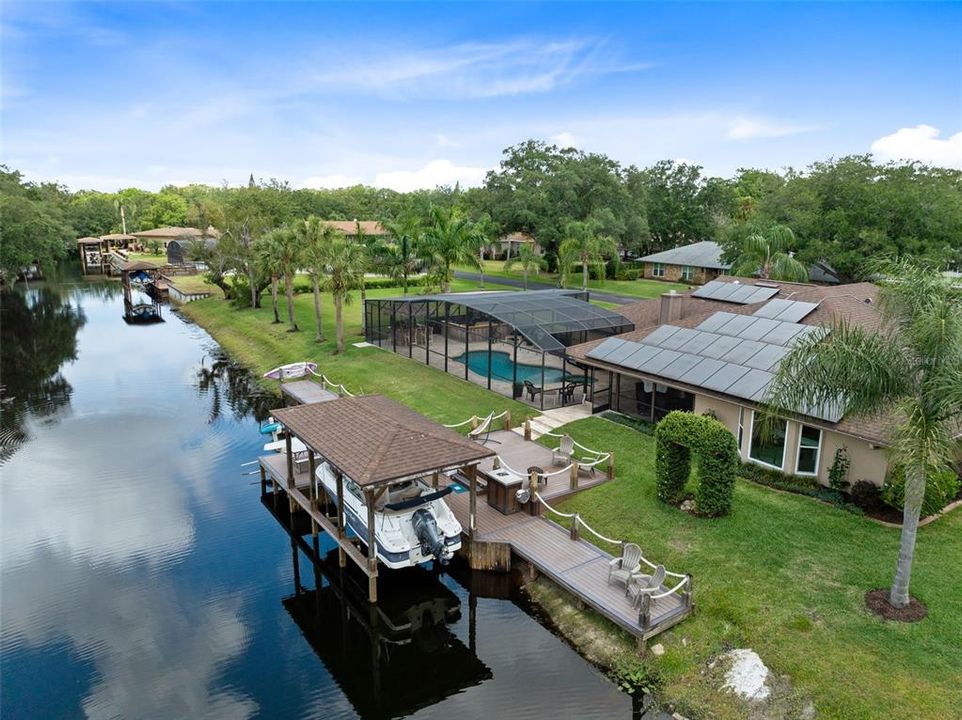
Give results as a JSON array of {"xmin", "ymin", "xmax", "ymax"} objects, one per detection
[
  {"xmin": 533, "ymin": 492, "xmax": 689, "ymax": 589},
  {"xmin": 443, "ymin": 409, "xmax": 509, "ymax": 429},
  {"xmin": 307, "ymin": 368, "xmax": 356, "ymax": 397}
]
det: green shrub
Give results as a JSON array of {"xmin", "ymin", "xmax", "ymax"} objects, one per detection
[
  {"xmin": 738, "ymin": 461, "xmax": 864, "ymax": 515},
  {"xmin": 827, "ymin": 446, "xmax": 851, "ymax": 491},
  {"xmin": 655, "ymin": 411, "xmax": 739, "ymax": 517},
  {"xmin": 623, "ymin": 269, "xmax": 640, "ymax": 281},
  {"xmin": 881, "ymin": 465, "xmax": 961, "ymax": 517},
  {"xmin": 610, "ymin": 656, "xmax": 663, "ymax": 697},
  {"xmin": 601, "ymin": 410, "xmax": 656, "ymax": 436},
  {"xmin": 849, "ymin": 480, "xmax": 884, "ymax": 511}
]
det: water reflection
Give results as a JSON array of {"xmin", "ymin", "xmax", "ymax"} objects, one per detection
[
  {"xmin": 195, "ymin": 351, "xmax": 275, "ymax": 424},
  {"xmin": 271, "ymin": 501, "xmax": 492, "ymax": 720},
  {"xmin": 0, "ymin": 288, "xmax": 86, "ymax": 461}
]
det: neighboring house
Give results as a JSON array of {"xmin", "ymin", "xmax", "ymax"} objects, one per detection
[
  {"xmin": 492, "ymin": 231, "xmax": 541, "ymax": 260},
  {"xmin": 132, "ymin": 226, "xmax": 220, "ymax": 250},
  {"xmin": 639, "ymin": 241, "xmax": 729, "ymax": 284},
  {"xmin": 167, "ymin": 237, "xmax": 217, "ymax": 265},
  {"xmin": 568, "ymin": 277, "xmax": 894, "ymax": 487},
  {"xmin": 319, "ymin": 220, "xmax": 390, "ymax": 240}
]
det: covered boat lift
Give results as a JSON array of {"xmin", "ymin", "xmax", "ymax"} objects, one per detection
[{"xmin": 261, "ymin": 395, "xmax": 496, "ymax": 602}]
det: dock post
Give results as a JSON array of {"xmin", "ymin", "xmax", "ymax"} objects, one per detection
[
  {"xmin": 685, "ymin": 574, "xmax": 694, "ymax": 610},
  {"xmin": 638, "ymin": 594, "xmax": 652, "ymax": 654},
  {"xmin": 569, "ymin": 461, "xmax": 578, "ymax": 490},
  {"xmin": 504, "ymin": 411, "xmax": 511, "ymax": 431},
  {"xmin": 365, "ymin": 489, "xmax": 378, "ymax": 603},
  {"xmin": 467, "ymin": 464, "xmax": 478, "ymax": 541},
  {"xmin": 607, "ymin": 451, "xmax": 615, "ymax": 481},
  {"xmin": 259, "ymin": 464, "xmax": 267, "ymax": 496},
  {"xmin": 308, "ymin": 452, "xmax": 318, "ymax": 538},
  {"xmin": 285, "ymin": 433, "xmax": 296, "ymax": 514},
  {"xmin": 335, "ymin": 469, "xmax": 346, "ymax": 567},
  {"xmin": 524, "ymin": 418, "xmax": 531, "ymax": 441},
  {"xmin": 570, "ymin": 513, "xmax": 580, "ymax": 541}
]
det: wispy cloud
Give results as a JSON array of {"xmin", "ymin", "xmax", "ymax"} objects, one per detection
[
  {"xmin": 373, "ymin": 159, "xmax": 488, "ymax": 191},
  {"xmin": 308, "ymin": 38, "xmax": 650, "ymax": 100},
  {"xmin": 870, "ymin": 124, "xmax": 962, "ymax": 169},
  {"xmin": 725, "ymin": 116, "xmax": 823, "ymax": 141}
]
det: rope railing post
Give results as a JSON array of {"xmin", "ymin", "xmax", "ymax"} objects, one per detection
[
  {"xmin": 524, "ymin": 418, "xmax": 531, "ymax": 441},
  {"xmin": 504, "ymin": 410, "xmax": 511, "ymax": 431},
  {"xmin": 607, "ymin": 450, "xmax": 615, "ymax": 480},
  {"xmin": 685, "ymin": 574, "xmax": 694, "ymax": 610},
  {"xmin": 569, "ymin": 460, "xmax": 578, "ymax": 490},
  {"xmin": 570, "ymin": 513, "xmax": 580, "ymax": 541}
]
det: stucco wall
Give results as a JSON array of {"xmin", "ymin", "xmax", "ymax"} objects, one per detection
[
  {"xmin": 643, "ymin": 262, "xmax": 719, "ymax": 285},
  {"xmin": 693, "ymin": 393, "xmax": 890, "ymax": 486}
]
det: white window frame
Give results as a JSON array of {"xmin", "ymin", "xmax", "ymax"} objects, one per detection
[
  {"xmin": 652, "ymin": 262, "xmax": 666, "ymax": 278},
  {"xmin": 795, "ymin": 424, "xmax": 823, "ymax": 476},
  {"xmin": 681, "ymin": 265, "xmax": 695, "ymax": 281},
  {"xmin": 748, "ymin": 410, "xmax": 787, "ymax": 470},
  {"xmin": 737, "ymin": 407, "xmax": 745, "ymax": 454}
]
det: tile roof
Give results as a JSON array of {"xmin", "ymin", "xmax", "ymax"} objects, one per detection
[
  {"xmin": 320, "ymin": 220, "xmax": 389, "ymax": 236},
  {"xmin": 639, "ymin": 241, "xmax": 730, "ymax": 270},
  {"xmin": 132, "ymin": 226, "xmax": 221, "ymax": 239},
  {"xmin": 272, "ymin": 395, "xmax": 495, "ymax": 487}
]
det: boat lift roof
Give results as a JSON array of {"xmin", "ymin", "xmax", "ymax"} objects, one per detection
[{"xmin": 272, "ymin": 395, "xmax": 495, "ymax": 488}]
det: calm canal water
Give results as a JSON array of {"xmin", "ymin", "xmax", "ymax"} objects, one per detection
[{"xmin": 1, "ymin": 271, "xmax": 639, "ymax": 719}]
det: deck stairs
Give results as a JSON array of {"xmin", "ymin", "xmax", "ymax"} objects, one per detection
[{"xmin": 513, "ymin": 402, "xmax": 592, "ymax": 439}]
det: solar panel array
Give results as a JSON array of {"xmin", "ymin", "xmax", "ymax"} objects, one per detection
[
  {"xmin": 586, "ymin": 312, "xmax": 842, "ymax": 422},
  {"xmin": 691, "ymin": 280, "xmax": 780, "ymax": 305},
  {"xmin": 751, "ymin": 298, "xmax": 819, "ymax": 323}
]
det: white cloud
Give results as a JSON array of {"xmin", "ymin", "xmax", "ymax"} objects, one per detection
[
  {"xmin": 550, "ymin": 131, "xmax": 579, "ymax": 148},
  {"xmin": 300, "ymin": 174, "xmax": 363, "ymax": 189},
  {"xmin": 726, "ymin": 116, "xmax": 821, "ymax": 141},
  {"xmin": 374, "ymin": 159, "xmax": 488, "ymax": 191},
  {"xmin": 310, "ymin": 38, "xmax": 649, "ymax": 100},
  {"xmin": 870, "ymin": 124, "xmax": 962, "ymax": 169}
]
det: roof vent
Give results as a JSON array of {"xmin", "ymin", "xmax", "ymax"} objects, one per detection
[{"xmin": 755, "ymin": 281, "xmax": 780, "ymax": 288}]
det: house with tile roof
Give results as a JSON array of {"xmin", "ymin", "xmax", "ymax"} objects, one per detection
[
  {"xmin": 567, "ymin": 276, "xmax": 893, "ymax": 487},
  {"xmin": 639, "ymin": 241, "xmax": 730, "ymax": 284}
]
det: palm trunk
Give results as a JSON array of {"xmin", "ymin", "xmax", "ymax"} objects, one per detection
[
  {"xmin": 285, "ymin": 271, "xmax": 298, "ymax": 331},
  {"xmin": 582, "ymin": 256, "xmax": 589, "ymax": 291},
  {"xmin": 334, "ymin": 294, "xmax": 344, "ymax": 353},
  {"xmin": 889, "ymin": 462, "xmax": 925, "ymax": 607},
  {"xmin": 311, "ymin": 275, "xmax": 324, "ymax": 342},
  {"xmin": 443, "ymin": 263, "xmax": 451, "ymax": 293},
  {"xmin": 248, "ymin": 266, "xmax": 259, "ymax": 308},
  {"xmin": 479, "ymin": 250, "xmax": 485, "ymax": 288},
  {"xmin": 270, "ymin": 276, "xmax": 280, "ymax": 323}
]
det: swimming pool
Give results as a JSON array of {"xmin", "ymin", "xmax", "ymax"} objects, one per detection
[{"xmin": 454, "ymin": 350, "xmax": 583, "ymax": 384}]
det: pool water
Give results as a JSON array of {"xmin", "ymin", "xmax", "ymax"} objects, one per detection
[{"xmin": 454, "ymin": 350, "xmax": 582, "ymax": 384}]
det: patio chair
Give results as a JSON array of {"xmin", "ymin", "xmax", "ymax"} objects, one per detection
[
  {"xmin": 551, "ymin": 434, "xmax": 574, "ymax": 466},
  {"xmin": 607, "ymin": 542, "xmax": 642, "ymax": 588},
  {"xmin": 523, "ymin": 380, "xmax": 543, "ymax": 402},
  {"xmin": 627, "ymin": 564, "xmax": 666, "ymax": 608},
  {"xmin": 560, "ymin": 382, "xmax": 578, "ymax": 404}
]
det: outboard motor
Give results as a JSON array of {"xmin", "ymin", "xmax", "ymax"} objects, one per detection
[{"xmin": 412, "ymin": 509, "xmax": 448, "ymax": 565}]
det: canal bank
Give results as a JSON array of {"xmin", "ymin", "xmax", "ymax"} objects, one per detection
[{"xmin": 1, "ymin": 271, "xmax": 643, "ymax": 719}]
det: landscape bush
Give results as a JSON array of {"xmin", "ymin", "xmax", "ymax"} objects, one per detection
[
  {"xmin": 738, "ymin": 461, "xmax": 864, "ymax": 515},
  {"xmin": 601, "ymin": 410, "xmax": 656, "ymax": 436},
  {"xmin": 849, "ymin": 480, "xmax": 884, "ymax": 512},
  {"xmin": 881, "ymin": 465, "xmax": 961, "ymax": 517},
  {"xmin": 655, "ymin": 411, "xmax": 739, "ymax": 517}
]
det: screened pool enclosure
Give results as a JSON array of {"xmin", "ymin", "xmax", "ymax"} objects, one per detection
[{"xmin": 364, "ymin": 290, "xmax": 635, "ymax": 409}]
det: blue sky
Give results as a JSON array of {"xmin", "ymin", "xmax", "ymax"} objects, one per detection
[{"xmin": 2, "ymin": 2, "xmax": 960, "ymax": 192}]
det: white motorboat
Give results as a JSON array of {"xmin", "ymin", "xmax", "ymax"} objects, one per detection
[
  {"xmin": 315, "ymin": 461, "xmax": 463, "ymax": 569},
  {"xmin": 263, "ymin": 361, "xmax": 317, "ymax": 380}
]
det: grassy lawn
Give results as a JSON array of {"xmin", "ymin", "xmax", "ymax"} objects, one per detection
[
  {"xmin": 466, "ymin": 260, "xmax": 688, "ymax": 298},
  {"xmin": 167, "ymin": 274, "xmax": 215, "ymax": 294},
  {"xmin": 550, "ymin": 417, "xmax": 962, "ymax": 720},
  {"xmin": 127, "ymin": 251, "xmax": 168, "ymax": 264},
  {"xmin": 181, "ymin": 279, "xmax": 540, "ymax": 426}
]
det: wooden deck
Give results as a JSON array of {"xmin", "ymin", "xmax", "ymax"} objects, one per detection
[
  {"xmin": 280, "ymin": 380, "xmax": 339, "ymax": 406},
  {"xmin": 445, "ymin": 486, "xmax": 691, "ymax": 643}
]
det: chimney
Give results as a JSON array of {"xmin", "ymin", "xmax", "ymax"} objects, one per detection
[{"xmin": 660, "ymin": 290, "xmax": 683, "ymax": 325}]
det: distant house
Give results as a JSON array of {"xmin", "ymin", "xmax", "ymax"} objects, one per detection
[
  {"xmin": 492, "ymin": 231, "xmax": 541, "ymax": 259},
  {"xmin": 641, "ymin": 240, "xmax": 842, "ymax": 286},
  {"xmin": 639, "ymin": 241, "xmax": 730, "ymax": 284},
  {"xmin": 167, "ymin": 237, "xmax": 217, "ymax": 265},
  {"xmin": 319, "ymin": 220, "xmax": 389, "ymax": 240},
  {"xmin": 132, "ymin": 226, "xmax": 220, "ymax": 250},
  {"xmin": 77, "ymin": 236, "xmax": 109, "ymax": 274}
]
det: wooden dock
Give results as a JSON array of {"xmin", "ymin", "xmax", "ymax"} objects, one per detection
[{"xmin": 280, "ymin": 380, "xmax": 339, "ymax": 405}]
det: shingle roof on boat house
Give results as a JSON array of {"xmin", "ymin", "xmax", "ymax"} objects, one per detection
[{"xmin": 272, "ymin": 395, "xmax": 495, "ymax": 487}]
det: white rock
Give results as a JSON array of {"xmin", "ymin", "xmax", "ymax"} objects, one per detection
[
  {"xmin": 721, "ymin": 648, "xmax": 771, "ymax": 700},
  {"xmin": 650, "ymin": 643, "xmax": 665, "ymax": 656}
]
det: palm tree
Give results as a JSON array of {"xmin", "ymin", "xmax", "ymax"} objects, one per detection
[
  {"xmin": 296, "ymin": 216, "xmax": 337, "ymax": 342},
  {"xmin": 558, "ymin": 220, "xmax": 618, "ymax": 291},
  {"xmin": 377, "ymin": 216, "xmax": 424, "ymax": 294},
  {"xmin": 422, "ymin": 206, "xmax": 474, "ymax": 293},
  {"xmin": 321, "ymin": 237, "xmax": 367, "ymax": 353},
  {"xmin": 732, "ymin": 225, "xmax": 808, "ymax": 282},
  {"xmin": 504, "ymin": 244, "xmax": 546, "ymax": 290},
  {"xmin": 468, "ymin": 214, "xmax": 496, "ymax": 289},
  {"xmin": 765, "ymin": 259, "xmax": 962, "ymax": 609},
  {"xmin": 253, "ymin": 232, "xmax": 283, "ymax": 324},
  {"xmin": 262, "ymin": 226, "xmax": 301, "ymax": 331}
]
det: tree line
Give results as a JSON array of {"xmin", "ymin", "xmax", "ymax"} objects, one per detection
[{"xmin": 3, "ymin": 141, "xmax": 961, "ymax": 283}]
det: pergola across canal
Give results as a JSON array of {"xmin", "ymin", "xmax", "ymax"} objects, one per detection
[
  {"xmin": 364, "ymin": 290, "xmax": 634, "ymax": 410},
  {"xmin": 260, "ymin": 395, "xmax": 496, "ymax": 602}
]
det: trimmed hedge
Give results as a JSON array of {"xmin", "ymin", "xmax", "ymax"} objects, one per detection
[
  {"xmin": 600, "ymin": 410, "xmax": 656, "ymax": 436},
  {"xmin": 738, "ymin": 460, "xmax": 864, "ymax": 515},
  {"xmin": 655, "ymin": 411, "xmax": 740, "ymax": 517}
]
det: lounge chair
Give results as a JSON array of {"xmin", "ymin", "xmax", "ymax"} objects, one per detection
[
  {"xmin": 523, "ymin": 380, "xmax": 543, "ymax": 402},
  {"xmin": 627, "ymin": 564, "xmax": 666, "ymax": 607},
  {"xmin": 607, "ymin": 542, "xmax": 642, "ymax": 588},
  {"xmin": 551, "ymin": 434, "xmax": 574, "ymax": 466}
]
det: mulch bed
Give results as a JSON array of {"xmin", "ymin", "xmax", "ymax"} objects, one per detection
[{"xmin": 865, "ymin": 589, "xmax": 928, "ymax": 622}]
